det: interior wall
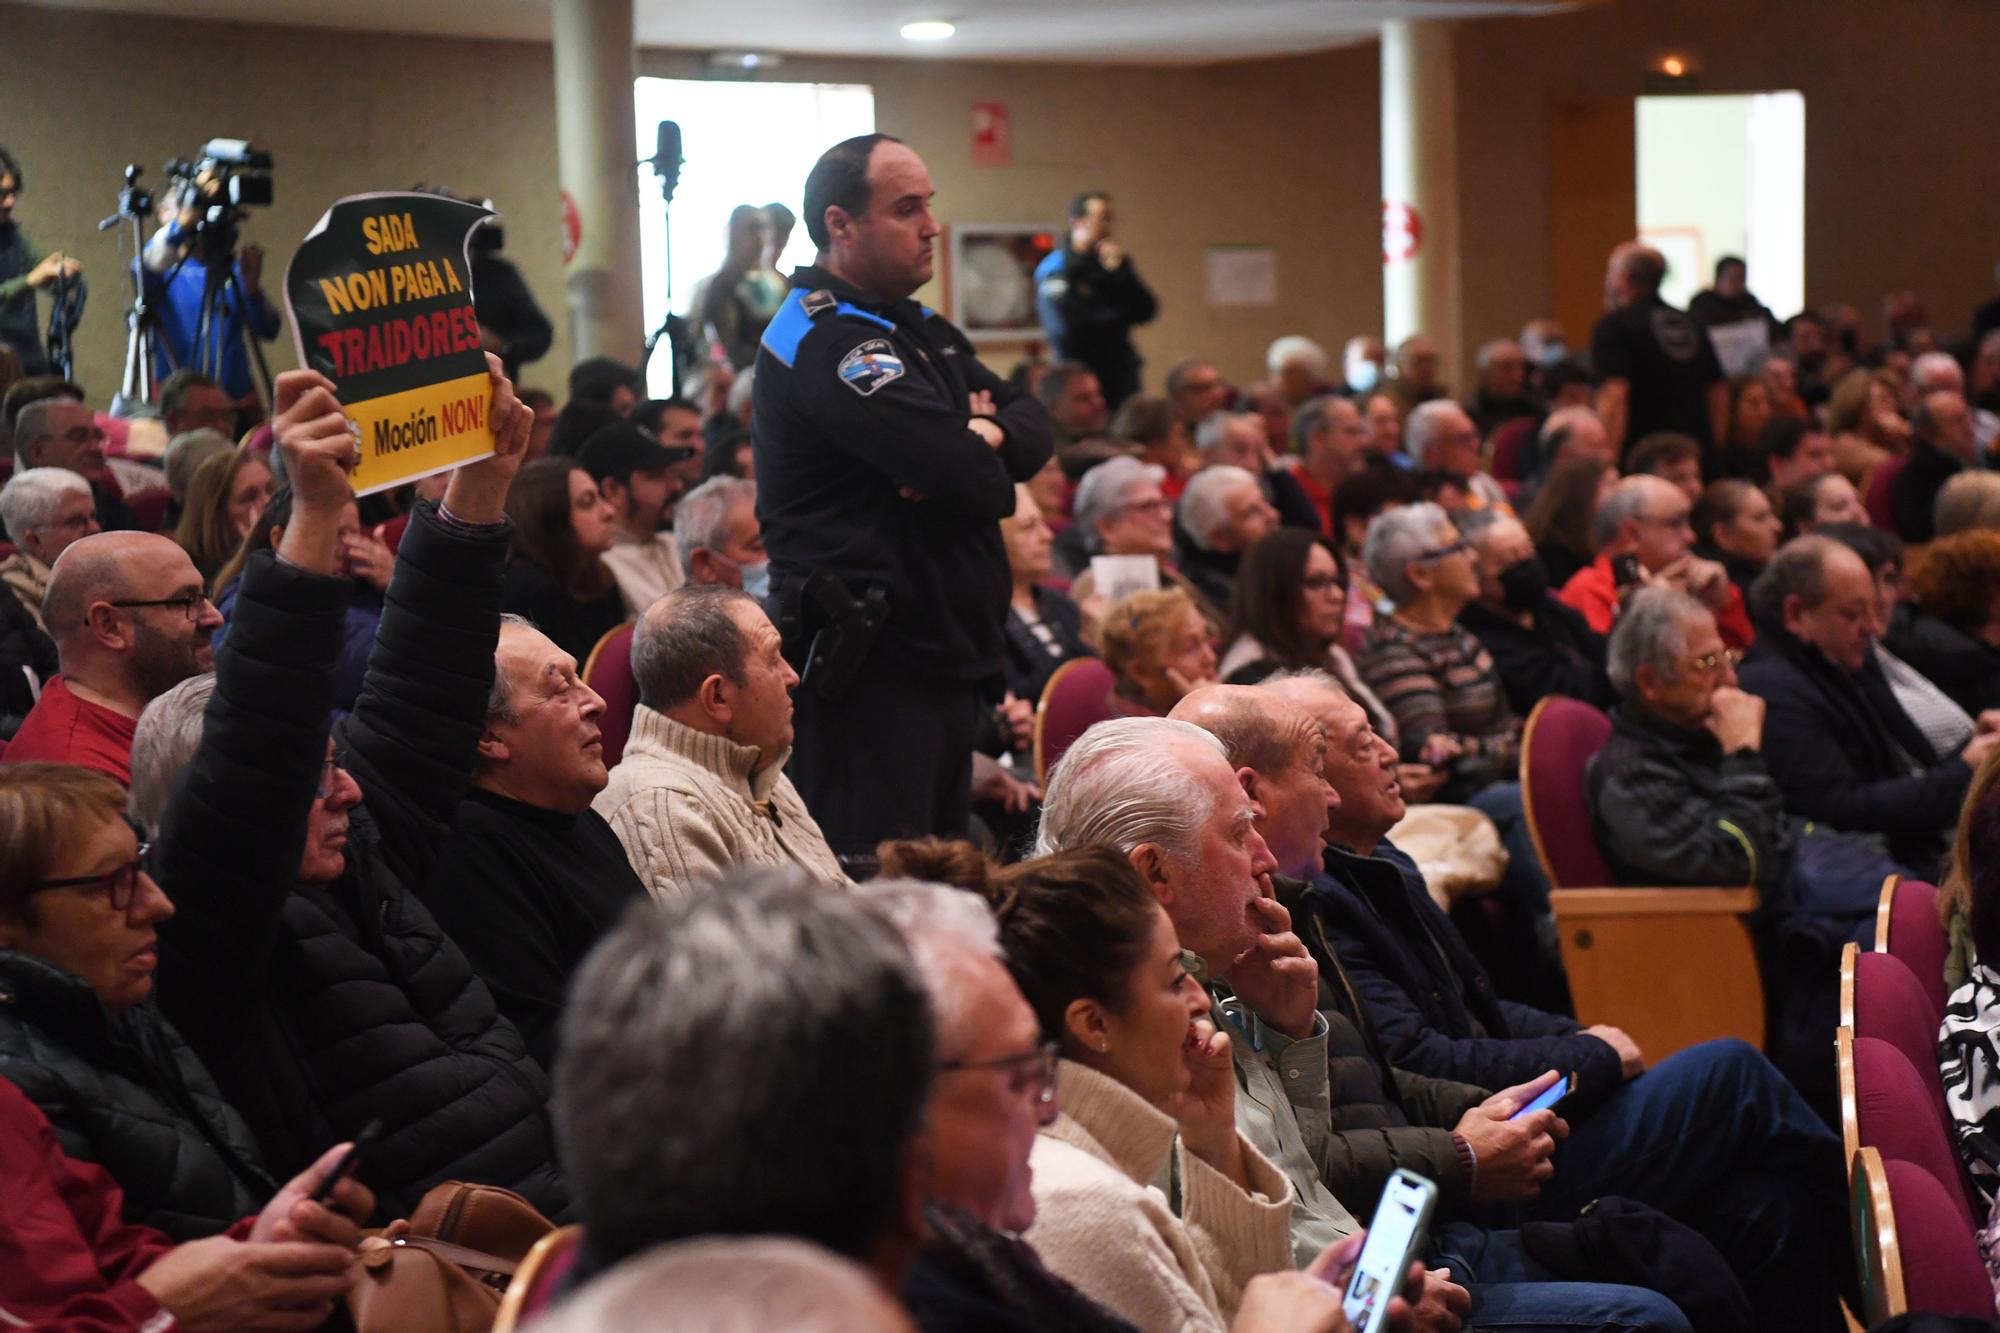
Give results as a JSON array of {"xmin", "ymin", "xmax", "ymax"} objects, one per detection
[
  {"xmin": 0, "ymin": 2, "xmax": 1383, "ymax": 406},
  {"xmin": 1457, "ymin": 0, "xmax": 2000, "ymax": 361}
]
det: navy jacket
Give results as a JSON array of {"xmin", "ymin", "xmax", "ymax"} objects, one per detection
[
  {"xmin": 753, "ymin": 266, "xmax": 1052, "ymax": 680},
  {"xmin": 1301, "ymin": 841, "xmax": 1624, "ymax": 1112}
]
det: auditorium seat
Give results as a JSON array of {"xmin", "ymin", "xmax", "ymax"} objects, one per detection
[
  {"xmin": 1848, "ymin": 1033, "xmax": 1974, "ymax": 1230},
  {"xmin": 1875, "ymin": 876, "xmax": 1950, "ymax": 1017},
  {"xmin": 492, "ymin": 1225, "xmax": 583, "ymax": 1333},
  {"xmin": 1865, "ymin": 455, "xmax": 1908, "ymax": 533},
  {"xmin": 1033, "ymin": 657, "xmax": 1116, "ymax": 786},
  {"xmin": 124, "ymin": 486, "xmax": 171, "ymax": 533},
  {"xmin": 1851, "ymin": 1146, "xmax": 1991, "ymax": 1325},
  {"xmin": 1519, "ymin": 695, "xmax": 1764, "ymax": 1060},
  {"xmin": 581, "ymin": 620, "xmax": 638, "ymax": 768}
]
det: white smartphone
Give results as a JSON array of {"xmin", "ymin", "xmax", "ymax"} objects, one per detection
[{"xmin": 1342, "ymin": 1169, "xmax": 1439, "ymax": 1333}]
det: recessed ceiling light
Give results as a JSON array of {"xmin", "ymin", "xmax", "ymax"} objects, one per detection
[{"xmin": 900, "ymin": 20, "xmax": 956, "ymax": 41}]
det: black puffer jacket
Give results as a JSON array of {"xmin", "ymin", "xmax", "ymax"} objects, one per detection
[
  {"xmin": 154, "ymin": 504, "xmax": 568, "ymax": 1221},
  {"xmin": 0, "ymin": 586, "xmax": 57, "ymax": 737},
  {"xmin": 0, "ymin": 950, "xmax": 273, "ymax": 1239}
]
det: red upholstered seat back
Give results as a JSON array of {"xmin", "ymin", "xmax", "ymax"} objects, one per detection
[
  {"xmin": 1522, "ymin": 697, "xmax": 1614, "ymax": 888},
  {"xmin": 1882, "ymin": 1156, "xmax": 1992, "ymax": 1316},
  {"xmin": 125, "ymin": 487, "xmax": 172, "ymax": 533},
  {"xmin": 581, "ymin": 621, "xmax": 638, "ymax": 768},
  {"xmin": 1883, "ymin": 879, "xmax": 1949, "ymax": 1016},
  {"xmin": 1036, "ymin": 658, "xmax": 1117, "ymax": 786},
  {"xmin": 1488, "ymin": 417, "xmax": 1537, "ymax": 483},
  {"xmin": 1851, "ymin": 1035, "xmax": 1973, "ymax": 1231}
]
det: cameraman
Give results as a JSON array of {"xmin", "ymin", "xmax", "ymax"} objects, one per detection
[
  {"xmin": 0, "ymin": 147, "xmax": 84, "ymax": 377},
  {"xmin": 141, "ymin": 172, "xmax": 279, "ymax": 419}
]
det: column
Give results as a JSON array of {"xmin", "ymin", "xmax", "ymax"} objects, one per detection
[
  {"xmin": 553, "ymin": 0, "xmax": 645, "ymax": 366},
  {"xmin": 1379, "ymin": 19, "xmax": 1461, "ymax": 390}
]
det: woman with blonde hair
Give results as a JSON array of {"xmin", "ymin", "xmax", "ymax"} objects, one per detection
[
  {"xmin": 1825, "ymin": 367, "xmax": 1912, "ymax": 486},
  {"xmin": 1099, "ymin": 586, "xmax": 1216, "ymax": 717}
]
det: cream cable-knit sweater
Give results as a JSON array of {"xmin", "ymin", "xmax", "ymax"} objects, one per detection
[
  {"xmin": 592, "ymin": 705, "xmax": 847, "ymax": 903},
  {"xmin": 1024, "ymin": 1059, "xmax": 1295, "ymax": 1333}
]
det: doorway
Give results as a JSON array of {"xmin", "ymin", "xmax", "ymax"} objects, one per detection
[
  {"xmin": 1636, "ymin": 91, "xmax": 1806, "ymax": 319},
  {"xmin": 632, "ymin": 77, "xmax": 876, "ymax": 398}
]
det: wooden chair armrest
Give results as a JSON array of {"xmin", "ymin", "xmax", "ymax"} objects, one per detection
[{"xmin": 1549, "ymin": 886, "xmax": 1759, "ymax": 916}]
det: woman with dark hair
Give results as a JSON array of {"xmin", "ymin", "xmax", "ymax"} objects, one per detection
[
  {"xmin": 1109, "ymin": 393, "xmax": 1194, "ymax": 498},
  {"xmin": 1774, "ymin": 471, "xmax": 1869, "ymax": 541},
  {"xmin": 1716, "ymin": 376, "xmax": 1772, "ymax": 480},
  {"xmin": 209, "ymin": 483, "xmax": 391, "ymax": 711},
  {"xmin": 977, "ymin": 846, "xmax": 1300, "ymax": 1333},
  {"xmin": 1522, "ymin": 456, "xmax": 1615, "ymax": 591},
  {"xmin": 173, "ymin": 446, "xmax": 273, "ymax": 584},
  {"xmin": 1691, "ymin": 479, "xmax": 1781, "ymax": 598},
  {"xmin": 500, "ymin": 455, "xmax": 622, "ymax": 663},
  {"xmin": 1217, "ymin": 527, "xmax": 1396, "ymax": 743}
]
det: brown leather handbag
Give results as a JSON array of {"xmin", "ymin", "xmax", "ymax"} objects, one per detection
[{"xmin": 344, "ymin": 1182, "xmax": 555, "ymax": 1333}]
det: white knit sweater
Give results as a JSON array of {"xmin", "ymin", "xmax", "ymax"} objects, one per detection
[
  {"xmin": 1024, "ymin": 1060, "xmax": 1295, "ymax": 1333},
  {"xmin": 592, "ymin": 706, "xmax": 847, "ymax": 903}
]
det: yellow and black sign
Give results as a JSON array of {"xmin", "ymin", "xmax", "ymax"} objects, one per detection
[{"xmin": 283, "ymin": 192, "xmax": 496, "ymax": 496}]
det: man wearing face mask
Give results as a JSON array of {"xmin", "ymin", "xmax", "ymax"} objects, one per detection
[
  {"xmin": 579, "ymin": 421, "xmax": 697, "ymax": 616},
  {"xmin": 675, "ymin": 475, "xmax": 769, "ymax": 598},
  {"xmin": 595, "ymin": 585, "xmax": 845, "ymax": 904},
  {"xmin": 1455, "ymin": 511, "xmax": 1612, "ymax": 716}
]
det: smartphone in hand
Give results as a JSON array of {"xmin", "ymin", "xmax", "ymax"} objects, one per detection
[
  {"xmin": 1510, "ymin": 1073, "xmax": 1573, "ymax": 1121},
  {"xmin": 312, "ymin": 1117, "xmax": 384, "ymax": 1205},
  {"xmin": 1343, "ymin": 1169, "xmax": 1438, "ymax": 1333}
]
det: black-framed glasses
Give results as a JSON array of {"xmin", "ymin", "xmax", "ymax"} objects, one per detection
[
  {"xmin": 1414, "ymin": 540, "xmax": 1469, "ymax": 562},
  {"xmin": 940, "ymin": 1041, "xmax": 1060, "ymax": 1107},
  {"xmin": 314, "ymin": 757, "xmax": 341, "ymax": 800},
  {"xmin": 1301, "ymin": 572, "xmax": 1344, "ymax": 592},
  {"xmin": 18, "ymin": 817, "xmax": 153, "ymax": 917},
  {"xmin": 1688, "ymin": 648, "xmax": 1744, "ymax": 675},
  {"xmin": 108, "ymin": 593, "xmax": 210, "ymax": 622}
]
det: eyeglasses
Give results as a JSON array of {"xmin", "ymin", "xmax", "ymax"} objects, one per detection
[
  {"xmin": 314, "ymin": 757, "xmax": 342, "ymax": 800},
  {"xmin": 1688, "ymin": 648, "xmax": 1743, "ymax": 675},
  {"xmin": 108, "ymin": 593, "xmax": 211, "ymax": 622},
  {"xmin": 1414, "ymin": 540, "xmax": 1469, "ymax": 562},
  {"xmin": 1301, "ymin": 573, "xmax": 1344, "ymax": 592},
  {"xmin": 940, "ymin": 1041, "xmax": 1060, "ymax": 1107},
  {"xmin": 42, "ymin": 511, "xmax": 97, "ymax": 532},
  {"xmin": 18, "ymin": 818, "xmax": 153, "ymax": 918},
  {"xmin": 1118, "ymin": 498, "xmax": 1172, "ymax": 518}
]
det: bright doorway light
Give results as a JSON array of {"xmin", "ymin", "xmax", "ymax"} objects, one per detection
[
  {"xmin": 1636, "ymin": 91, "xmax": 1805, "ymax": 320},
  {"xmin": 633, "ymin": 77, "xmax": 876, "ymax": 397}
]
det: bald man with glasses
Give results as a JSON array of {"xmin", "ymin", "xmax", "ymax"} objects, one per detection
[{"xmin": 2, "ymin": 531, "xmax": 220, "ymax": 783}]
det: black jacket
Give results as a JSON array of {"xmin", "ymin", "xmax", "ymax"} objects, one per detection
[
  {"xmin": 1890, "ymin": 442, "xmax": 1964, "ymax": 544},
  {"xmin": 1458, "ymin": 596, "xmax": 1612, "ymax": 717},
  {"xmin": 1586, "ymin": 703, "xmax": 1794, "ymax": 892},
  {"xmin": 905, "ymin": 1204, "xmax": 1137, "ymax": 1333},
  {"xmin": 1001, "ymin": 585, "xmax": 1092, "ymax": 705},
  {"xmin": 1033, "ymin": 245, "xmax": 1157, "ymax": 405},
  {"xmin": 753, "ymin": 266, "xmax": 1053, "ymax": 680},
  {"xmin": 1884, "ymin": 605, "xmax": 2000, "ymax": 719},
  {"xmin": 1738, "ymin": 626, "xmax": 1969, "ymax": 877},
  {"xmin": 1270, "ymin": 876, "xmax": 1488, "ymax": 1218},
  {"xmin": 0, "ymin": 586, "xmax": 56, "ymax": 736},
  {"xmin": 1302, "ymin": 843, "xmax": 1624, "ymax": 1114},
  {"xmin": 0, "ymin": 950, "xmax": 273, "ymax": 1240},
  {"xmin": 419, "ymin": 787, "xmax": 645, "ymax": 1068},
  {"xmin": 154, "ymin": 505, "xmax": 568, "ymax": 1221}
]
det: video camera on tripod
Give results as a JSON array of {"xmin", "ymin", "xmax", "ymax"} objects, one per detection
[{"xmin": 161, "ymin": 139, "xmax": 274, "ymax": 261}]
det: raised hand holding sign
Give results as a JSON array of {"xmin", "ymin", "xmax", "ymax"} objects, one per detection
[{"xmin": 283, "ymin": 192, "xmax": 499, "ymax": 496}]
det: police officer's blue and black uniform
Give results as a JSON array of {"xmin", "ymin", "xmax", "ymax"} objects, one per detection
[
  {"xmin": 1033, "ymin": 243, "xmax": 1157, "ymax": 409},
  {"xmin": 753, "ymin": 264, "xmax": 1053, "ymax": 863}
]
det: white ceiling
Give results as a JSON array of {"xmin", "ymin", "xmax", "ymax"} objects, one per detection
[{"xmin": 20, "ymin": 0, "xmax": 1573, "ymax": 64}]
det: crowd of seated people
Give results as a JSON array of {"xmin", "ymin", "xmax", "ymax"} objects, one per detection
[{"xmin": 7, "ymin": 127, "xmax": 2000, "ymax": 1331}]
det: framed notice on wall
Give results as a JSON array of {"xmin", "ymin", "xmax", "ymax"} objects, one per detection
[{"xmin": 946, "ymin": 223, "xmax": 1058, "ymax": 342}]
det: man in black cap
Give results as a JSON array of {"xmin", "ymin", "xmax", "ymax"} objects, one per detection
[
  {"xmin": 754, "ymin": 134, "xmax": 1052, "ymax": 869},
  {"xmin": 578, "ymin": 420, "xmax": 698, "ymax": 617}
]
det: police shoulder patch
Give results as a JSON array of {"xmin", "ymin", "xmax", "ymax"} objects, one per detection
[{"xmin": 838, "ymin": 338, "xmax": 906, "ymax": 396}]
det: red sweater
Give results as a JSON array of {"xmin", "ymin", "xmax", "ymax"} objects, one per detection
[
  {"xmin": 0, "ymin": 1078, "xmax": 175, "ymax": 1332},
  {"xmin": 1558, "ymin": 554, "xmax": 1756, "ymax": 651},
  {"xmin": 2, "ymin": 677, "xmax": 138, "ymax": 785}
]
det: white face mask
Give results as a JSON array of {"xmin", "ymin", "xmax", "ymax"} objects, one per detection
[{"xmin": 1345, "ymin": 358, "xmax": 1380, "ymax": 394}]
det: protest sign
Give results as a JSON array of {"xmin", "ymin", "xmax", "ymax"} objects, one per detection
[{"xmin": 284, "ymin": 192, "xmax": 496, "ymax": 495}]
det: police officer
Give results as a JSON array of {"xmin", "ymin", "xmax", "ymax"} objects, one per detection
[
  {"xmin": 1034, "ymin": 190, "xmax": 1157, "ymax": 409},
  {"xmin": 754, "ymin": 133, "xmax": 1053, "ymax": 866}
]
